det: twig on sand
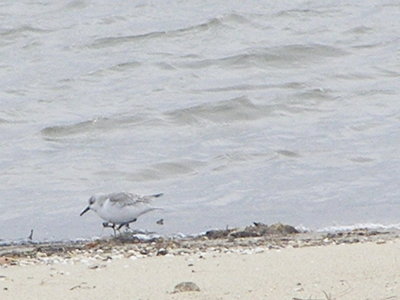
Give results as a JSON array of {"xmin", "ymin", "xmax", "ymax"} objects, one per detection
[
  {"xmin": 69, "ymin": 282, "xmax": 96, "ymax": 291},
  {"xmin": 322, "ymin": 291, "xmax": 334, "ymax": 300},
  {"xmin": 292, "ymin": 291, "xmax": 335, "ymax": 300},
  {"xmin": 293, "ymin": 298, "xmax": 325, "ymax": 300}
]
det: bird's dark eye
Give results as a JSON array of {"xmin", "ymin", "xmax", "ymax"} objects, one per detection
[{"xmin": 89, "ymin": 197, "xmax": 95, "ymax": 205}]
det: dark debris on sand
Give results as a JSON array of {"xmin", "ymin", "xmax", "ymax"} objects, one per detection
[{"xmin": 205, "ymin": 222, "xmax": 299, "ymax": 239}]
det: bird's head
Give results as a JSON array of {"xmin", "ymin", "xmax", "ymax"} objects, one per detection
[{"xmin": 80, "ymin": 195, "xmax": 100, "ymax": 216}]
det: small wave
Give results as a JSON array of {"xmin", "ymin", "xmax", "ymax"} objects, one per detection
[
  {"xmin": 261, "ymin": 43, "xmax": 348, "ymax": 62},
  {"xmin": 40, "ymin": 115, "xmax": 147, "ymax": 138},
  {"xmin": 349, "ymin": 157, "xmax": 375, "ymax": 163},
  {"xmin": 194, "ymin": 83, "xmax": 273, "ymax": 93},
  {"xmin": 97, "ymin": 159, "xmax": 206, "ymax": 182},
  {"xmin": 213, "ymin": 13, "xmax": 258, "ymax": 27},
  {"xmin": 40, "ymin": 99, "xmax": 271, "ymax": 138},
  {"xmin": 0, "ymin": 116, "xmax": 27, "ymax": 124},
  {"xmin": 165, "ymin": 96, "xmax": 271, "ymax": 125},
  {"xmin": 335, "ymin": 72, "xmax": 374, "ymax": 80},
  {"xmin": 213, "ymin": 151, "xmax": 269, "ymax": 163},
  {"xmin": 41, "ymin": 120, "xmax": 97, "ymax": 137},
  {"xmin": 344, "ymin": 26, "xmax": 373, "ymax": 35},
  {"xmin": 317, "ymin": 223, "xmax": 400, "ymax": 233},
  {"xmin": 195, "ymin": 82, "xmax": 308, "ymax": 94},
  {"xmin": 276, "ymin": 150, "xmax": 301, "ymax": 158},
  {"xmin": 154, "ymin": 62, "xmax": 177, "ymax": 70},
  {"xmin": 375, "ymin": 67, "xmax": 400, "ymax": 78},
  {"xmin": 87, "ymin": 60, "xmax": 142, "ymax": 76},
  {"xmin": 211, "ymin": 151, "xmax": 271, "ymax": 172},
  {"xmin": 64, "ymin": 0, "xmax": 88, "ymax": 9},
  {"xmin": 98, "ymin": 151, "xmax": 270, "ymax": 181},
  {"xmin": 295, "ymin": 88, "xmax": 336, "ymax": 101},
  {"xmin": 0, "ymin": 26, "xmax": 49, "ymax": 37},
  {"xmin": 149, "ymin": 161, "xmax": 204, "ymax": 177},
  {"xmin": 275, "ymin": 8, "xmax": 320, "ymax": 17},
  {"xmin": 108, "ymin": 61, "xmax": 141, "ymax": 71},
  {"xmin": 182, "ymin": 44, "xmax": 347, "ymax": 69},
  {"xmin": 90, "ymin": 31, "xmax": 166, "ymax": 48},
  {"xmin": 351, "ymin": 42, "xmax": 384, "ymax": 50},
  {"xmin": 88, "ymin": 18, "xmax": 224, "ymax": 49},
  {"xmin": 220, "ymin": 13, "xmax": 248, "ymax": 23}
]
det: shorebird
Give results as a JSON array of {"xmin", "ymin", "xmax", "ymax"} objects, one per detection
[{"xmin": 80, "ymin": 192, "xmax": 163, "ymax": 235}]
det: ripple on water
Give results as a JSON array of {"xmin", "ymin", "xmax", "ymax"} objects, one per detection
[
  {"xmin": 165, "ymin": 96, "xmax": 272, "ymax": 125},
  {"xmin": 87, "ymin": 17, "xmax": 226, "ymax": 49},
  {"xmin": 40, "ymin": 115, "xmax": 149, "ymax": 138},
  {"xmin": 180, "ymin": 44, "xmax": 347, "ymax": 69}
]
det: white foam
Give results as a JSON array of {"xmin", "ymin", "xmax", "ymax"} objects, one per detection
[{"xmin": 317, "ymin": 223, "xmax": 400, "ymax": 233}]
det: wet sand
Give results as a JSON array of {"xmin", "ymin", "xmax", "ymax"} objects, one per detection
[{"xmin": 1, "ymin": 225, "xmax": 400, "ymax": 299}]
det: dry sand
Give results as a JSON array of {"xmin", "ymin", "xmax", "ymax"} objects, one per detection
[{"xmin": 1, "ymin": 227, "xmax": 400, "ymax": 299}]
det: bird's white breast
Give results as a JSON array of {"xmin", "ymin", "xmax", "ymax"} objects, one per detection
[{"xmin": 96, "ymin": 198, "xmax": 149, "ymax": 224}]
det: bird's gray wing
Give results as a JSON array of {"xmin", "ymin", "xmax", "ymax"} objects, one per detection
[{"xmin": 107, "ymin": 192, "xmax": 149, "ymax": 207}]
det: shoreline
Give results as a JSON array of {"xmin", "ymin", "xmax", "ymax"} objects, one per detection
[
  {"xmin": 1, "ymin": 224, "xmax": 400, "ymax": 299},
  {"xmin": 1, "ymin": 223, "xmax": 399, "ymax": 262}
]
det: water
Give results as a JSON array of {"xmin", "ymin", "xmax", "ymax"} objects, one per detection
[{"xmin": 1, "ymin": 0, "xmax": 400, "ymax": 241}]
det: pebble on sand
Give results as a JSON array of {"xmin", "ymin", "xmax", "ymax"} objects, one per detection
[{"xmin": 173, "ymin": 281, "xmax": 201, "ymax": 293}]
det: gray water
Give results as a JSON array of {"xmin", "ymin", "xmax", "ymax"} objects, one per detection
[{"xmin": 1, "ymin": 0, "xmax": 400, "ymax": 241}]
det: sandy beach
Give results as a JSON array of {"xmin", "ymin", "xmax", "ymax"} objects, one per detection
[{"xmin": 1, "ymin": 225, "xmax": 400, "ymax": 300}]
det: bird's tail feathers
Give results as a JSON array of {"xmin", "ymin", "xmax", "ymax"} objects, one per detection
[
  {"xmin": 142, "ymin": 193, "xmax": 163, "ymax": 203},
  {"xmin": 151, "ymin": 193, "xmax": 163, "ymax": 198},
  {"xmin": 144, "ymin": 193, "xmax": 163, "ymax": 200}
]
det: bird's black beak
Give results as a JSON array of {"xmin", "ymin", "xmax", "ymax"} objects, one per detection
[{"xmin": 80, "ymin": 206, "xmax": 90, "ymax": 216}]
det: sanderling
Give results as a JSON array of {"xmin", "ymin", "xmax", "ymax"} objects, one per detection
[{"xmin": 80, "ymin": 192, "xmax": 163, "ymax": 235}]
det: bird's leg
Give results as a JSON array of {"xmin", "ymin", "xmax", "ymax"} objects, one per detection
[
  {"xmin": 117, "ymin": 223, "xmax": 127, "ymax": 231},
  {"xmin": 127, "ymin": 219, "xmax": 137, "ymax": 232},
  {"xmin": 112, "ymin": 223, "xmax": 117, "ymax": 236},
  {"xmin": 102, "ymin": 222, "xmax": 111, "ymax": 228},
  {"xmin": 101, "ymin": 222, "xmax": 118, "ymax": 236},
  {"xmin": 116, "ymin": 218, "xmax": 137, "ymax": 232}
]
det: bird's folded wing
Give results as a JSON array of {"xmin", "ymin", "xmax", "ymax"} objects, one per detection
[{"xmin": 108, "ymin": 192, "xmax": 149, "ymax": 206}]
